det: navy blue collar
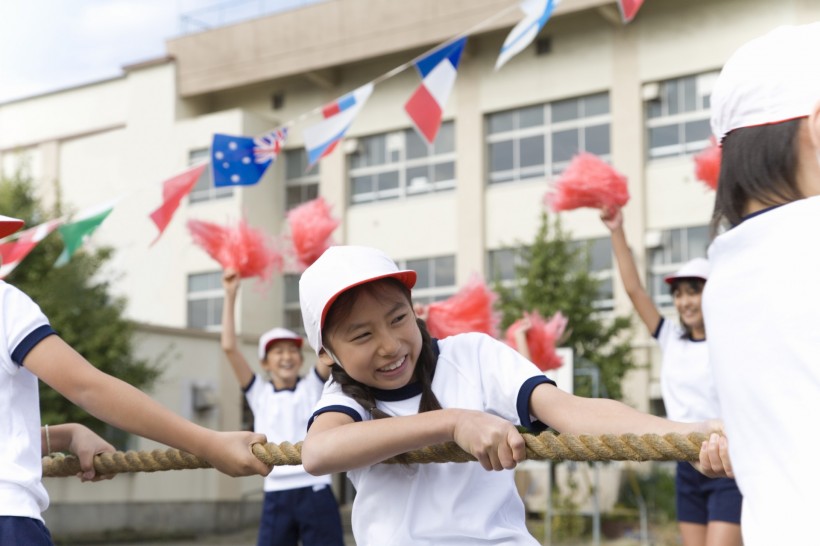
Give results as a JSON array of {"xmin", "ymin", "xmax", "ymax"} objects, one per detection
[
  {"xmin": 739, "ymin": 203, "xmax": 784, "ymax": 224},
  {"xmin": 272, "ymin": 376, "xmax": 300, "ymax": 392},
  {"xmin": 371, "ymin": 339, "xmax": 439, "ymax": 402}
]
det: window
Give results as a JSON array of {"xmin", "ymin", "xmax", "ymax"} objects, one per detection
[
  {"xmin": 285, "ymin": 149, "xmax": 320, "ymax": 210},
  {"xmin": 648, "ymin": 225, "xmax": 710, "ymax": 306},
  {"xmin": 584, "ymin": 237, "xmax": 614, "ymax": 311},
  {"xmin": 399, "ymin": 255, "xmax": 457, "ymax": 304},
  {"xmin": 349, "ymin": 122, "xmax": 456, "ymax": 204},
  {"xmin": 187, "ymin": 271, "xmax": 224, "ymax": 330},
  {"xmin": 283, "ymin": 273, "xmax": 305, "ymax": 334},
  {"xmin": 188, "ymin": 148, "xmax": 233, "ymax": 203},
  {"xmin": 645, "ymin": 72, "xmax": 718, "ymax": 159},
  {"xmin": 487, "ymin": 247, "xmax": 528, "ymax": 284},
  {"xmin": 486, "ymin": 93, "xmax": 611, "ymax": 184}
]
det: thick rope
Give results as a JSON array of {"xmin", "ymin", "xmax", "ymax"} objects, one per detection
[{"xmin": 42, "ymin": 431, "xmax": 708, "ymax": 478}]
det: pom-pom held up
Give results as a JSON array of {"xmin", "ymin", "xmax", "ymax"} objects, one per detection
[
  {"xmin": 546, "ymin": 153, "xmax": 630, "ymax": 212},
  {"xmin": 286, "ymin": 197, "xmax": 340, "ymax": 270},
  {"xmin": 187, "ymin": 218, "xmax": 283, "ymax": 281},
  {"xmin": 693, "ymin": 137, "xmax": 721, "ymax": 191},
  {"xmin": 418, "ymin": 275, "xmax": 500, "ymax": 339},
  {"xmin": 505, "ymin": 311, "xmax": 568, "ymax": 371}
]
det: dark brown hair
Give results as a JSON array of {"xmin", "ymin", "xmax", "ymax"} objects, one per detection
[
  {"xmin": 711, "ymin": 119, "xmax": 804, "ymax": 231},
  {"xmin": 322, "ymin": 278, "xmax": 442, "ymax": 422}
]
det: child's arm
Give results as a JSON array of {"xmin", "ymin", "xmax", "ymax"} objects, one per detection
[
  {"xmin": 26, "ymin": 336, "xmax": 271, "ymax": 477},
  {"xmin": 302, "ymin": 408, "xmax": 526, "ymax": 475},
  {"xmin": 601, "ymin": 208, "xmax": 662, "ymax": 335},
  {"xmin": 221, "ymin": 269, "xmax": 255, "ymax": 388},
  {"xmin": 529, "ymin": 383, "xmax": 718, "ymax": 437},
  {"xmin": 514, "ymin": 316, "xmax": 532, "ymax": 360},
  {"xmin": 44, "ymin": 423, "xmax": 116, "ymax": 481}
]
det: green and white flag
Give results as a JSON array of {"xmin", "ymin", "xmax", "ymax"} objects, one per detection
[{"xmin": 55, "ymin": 198, "xmax": 118, "ymax": 266}]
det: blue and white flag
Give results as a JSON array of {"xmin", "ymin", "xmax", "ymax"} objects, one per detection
[
  {"xmin": 495, "ymin": 0, "xmax": 560, "ymax": 70},
  {"xmin": 211, "ymin": 133, "xmax": 275, "ymax": 187}
]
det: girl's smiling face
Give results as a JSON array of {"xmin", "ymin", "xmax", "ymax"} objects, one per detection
[{"xmin": 323, "ymin": 281, "xmax": 422, "ymax": 390}]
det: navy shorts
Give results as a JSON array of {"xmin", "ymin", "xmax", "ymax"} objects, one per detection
[
  {"xmin": 0, "ymin": 516, "xmax": 53, "ymax": 545},
  {"xmin": 257, "ymin": 484, "xmax": 345, "ymax": 546},
  {"xmin": 676, "ymin": 461, "xmax": 742, "ymax": 524}
]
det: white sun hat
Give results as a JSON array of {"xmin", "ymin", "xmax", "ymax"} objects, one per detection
[
  {"xmin": 299, "ymin": 245, "xmax": 417, "ymax": 355},
  {"xmin": 258, "ymin": 327, "xmax": 303, "ymax": 360},
  {"xmin": 664, "ymin": 257, "xmax": 710, "ymax": 285},
  {"xmin": 711, "ymin": 21, "xmax": 820, "ymax": 142},
  {"xmin": 0, "ymin": 215, "xmax": 24, "ymax": 239}
]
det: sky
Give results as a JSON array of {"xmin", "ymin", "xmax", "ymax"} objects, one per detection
[{"xmin": 0, "ymin": 0, "xmax": 317, "ymax": 104}]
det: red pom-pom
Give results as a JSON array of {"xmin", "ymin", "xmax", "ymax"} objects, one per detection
[
  {"xmin": 420, "ymin": 276, "xmax": 500, "ymax": 339},
  {"xmin": 545, "ymin": 153, "xmax": 630, "ymax": 212},
  {"xmin": 505, "ymin": 311, "xmax": 568, "ymax": 371},
  {"xmin": 286, "ymin": 197, "xmax": 340, "ymax": 270},
  {"xmin": 187, "ymin": 218, "xmax": 283, "ymax": 281},
  {"xmin": 693, "ymin": 137, "xmax": 721, "ymax": 191}
]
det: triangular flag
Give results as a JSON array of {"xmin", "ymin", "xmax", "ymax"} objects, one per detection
[
  {"xmin": 55, "ymin": 198, "xmax": 118, "ymax": 266},
  {"xmin": 404, "ymin": 37, "xmax": 467, "ymax": 144},
  {"xmin": 617, "ymin": 0, "xmax": 645, "ymax": 23},
  {"xmin": 210, "ymin": 129, "xmax": 287, "ymax": 187},
  {"xmin": 0, "ymin": 220, "xmax": 62, "ymax": 278},
  {"xmin": 495, "ymin": 0, "xmax": 560, "ymax": 70},
  {"xmin": 303, "ymin": 84, "xmax": 374, "ymax": 168},
  {"xmin": 148, "ymin": 163, "xmax": 208, "ymax": 245}
]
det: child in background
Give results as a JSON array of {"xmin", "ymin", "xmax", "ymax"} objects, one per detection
[
  {"xmin": 221, "ymin": 270, "xmax": 344, "ymax": 546},
  {"xmin": 0, "ymin": 215, "xmax": 270, "ymax": 546},
  {"xmin": 601, "ymin": 208, "xmax": 741, "ymax": 546},
  {"xmin": 698, "ymin": 21, "xmax": 820, "ymax": 545},
  {"xmin": 299, "ymin": 245, "xmax": 723, "ymax": 546}
]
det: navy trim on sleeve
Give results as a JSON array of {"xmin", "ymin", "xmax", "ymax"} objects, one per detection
[
  {"xmin": 242, "ymin": 374, "xmax": 257, "ymax": 394},
  {"xmin": 516, "ymin": 375, "xmax": 556, "ymax": 433},
  {"xmin": 12, "ymin": 324, "xmax": 56, "ymax": 367},
  {"xmin": 307, "ymin": 405, "xmax": 362, "ymax": 430},
  {"xmin": 652, "ymin": 317, "xmax": 665, "ymax": 339}
]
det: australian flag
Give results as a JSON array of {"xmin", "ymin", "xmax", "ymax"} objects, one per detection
[{"xmin": 211, "ymin": 128, "xmax": 288, "ymax": 187}]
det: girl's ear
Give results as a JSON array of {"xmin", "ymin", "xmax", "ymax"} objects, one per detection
[
  {"xmin": 318, "ymin": 349, "xmax": 338, "ymax": 368},
  {"xmin": 809, "ymin": 100, "xmax": 820, "ymax": 151}
]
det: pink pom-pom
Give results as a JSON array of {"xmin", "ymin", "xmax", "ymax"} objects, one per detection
[
  {"xmin": 286, "ymin": 196, "xmax": 340, "ymax": 270},
  {"xmin": 420, "ymin": 275, "xmax": 500, "ymax": 339},
  {"xmin": 187, "ymin": 218, "xmax": 283, "ymax": 281},
  {"xmin": 545, "ymin": 153, "xmax": 630, "ymax": 212},
  {"xmin": 693, "ymin": 137, "xmax": 721, "ymax": 191},
  {"xmin": 505, "ymin": 311, "xmax": 568, "ymax": 371}
]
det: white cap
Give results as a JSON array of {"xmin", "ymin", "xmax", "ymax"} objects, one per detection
[
  {"xmin": 711, "ymin": 22, "xmax": 820, "ymax": 141},
  {"xmin": 299, "ymin": 245, "xmax": 417, "ymax": 355},
  {"xmin": 0, "ymin": 215, "xmax": 24, "ymax": 239},
  {"xmin": 258, "ymin": 327, "xmax": 303, "ymax": 360},
  {"xmin": 664, "ymin": 257, "xmax": 710, "ymax": 285}
]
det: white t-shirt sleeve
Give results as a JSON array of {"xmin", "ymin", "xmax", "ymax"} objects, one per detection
[
  {"xmin": 653, "ymin": 317, "xmax": 676, "ymax": 351},
  {"xmin": 473, "ymin": 334, "xmax": 555, "ymax": 430},
  {"xmin": 1, "ymin": 283, "xmax": 54, "ymax": 375},
  {"xmin": 308, "ymin": 377, "xmax": 366, "ymax": 429}
]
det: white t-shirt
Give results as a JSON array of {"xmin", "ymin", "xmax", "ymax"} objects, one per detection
[
  {"xmin": 0, "ymin": 282, "xmax": 56, "ymax": 521},
  {"xmin": 309, "ymin": 332, "xmax": 554, "ymax": 546},
  {"xmin": 653, "ymin": 318, "xmax": 720, "ymax": 422},
  {"xmin": 703, "ymin": 197, "xmax": 820, "ymax": 545},
  {"xmin": 244, "ymin": 369, "xmax": 331, "ymax": 491}
]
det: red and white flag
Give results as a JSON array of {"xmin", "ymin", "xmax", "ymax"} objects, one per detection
[
  {"xmin": 0, "ymin": 220, "xmax": 62, "ymax": 278},
  {"xmin": 617, "ymin": 0, "xmax": 645, "ymax": 23},
  {"xmin": 404, "ymin": 38, "xmax": 467, "ymax": 144},
  {"xmin": 149, "ymin": 163, "xmax": 208, "ymax": 245}
]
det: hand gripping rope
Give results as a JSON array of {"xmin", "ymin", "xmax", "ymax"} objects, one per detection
[{"xmin": 41, "ymin": 431, "xmax": 708, "ymax": 478}]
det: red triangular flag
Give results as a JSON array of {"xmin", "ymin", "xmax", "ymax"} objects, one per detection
[
  {"xmin": 618, "ymin": 0, "xmax": 645, "ymax": 23},
  {"xmin": 149, "ymin": 163, "xmax": 207, "ymax": 245},
  {"xmin": 0, "ymin": 220, "xmax": 63, "ymax": 278}
]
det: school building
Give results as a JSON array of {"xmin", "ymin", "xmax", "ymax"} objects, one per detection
[{"xmin": 1, "ymin": 0, "xmax": 816, "ymax": 536}]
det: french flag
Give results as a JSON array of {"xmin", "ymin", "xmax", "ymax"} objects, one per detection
[
  {"xmin": 404, "ymin": 37, "xmax": 467, "ymax": 144},
  {"xmin": 618, "ymin": 0, "xmax": 645, "ymax": 23},
  {"xmin": 303, "ymin": 83, "xmax": 374, "ymax": 168},
  {"xmin": 495, "ymin": 0, "xmax": 560, "ymax": 71}
]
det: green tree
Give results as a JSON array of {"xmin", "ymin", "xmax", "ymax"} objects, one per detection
[
  {"xmin": 0, "ymin": 167, "xmax": 161, "ymax": 446},
  {"xmin": 494, "ymin": 212, "xmax": 634, "ymax": 399}
]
